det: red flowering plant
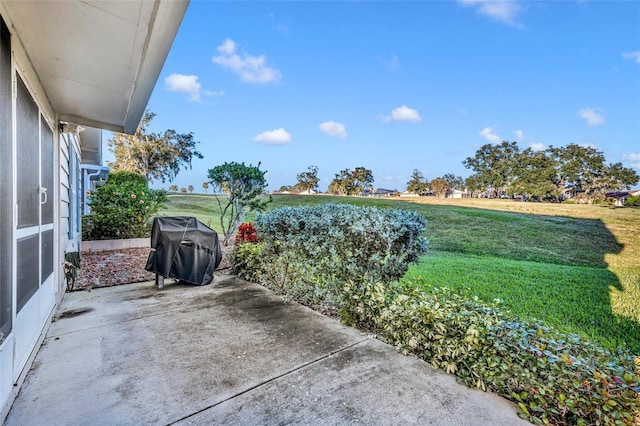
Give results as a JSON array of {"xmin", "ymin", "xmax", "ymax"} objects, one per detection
[
  {"xmin": 235, "ymin": 222, "xmax": 259, "ymax": 244},
  {"xmin": 231, "ymin": 222, "xmax": 263, "ymax": 282}
]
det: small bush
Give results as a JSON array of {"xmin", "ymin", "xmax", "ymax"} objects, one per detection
[
  {"xmin": 235, "ymin": 222, "xmax": 259, "ymax": 244},
  {"xmin": 626, "ymin": 195, "xmax": 640, "ymax": 207},
  {"xmin": 232, "ymin": 242, "xmax": 264, "ymax": 283},
  {"xmin": 82, "ymin": 171, "xmax": 166, "ymax": 240},
  {"xmin": 251, "ymin": 203, "xmax": 428, "ymax": 310},
  {"xmin": 342, "ymin": 279, "xmax": 640, "ymax": 426}
]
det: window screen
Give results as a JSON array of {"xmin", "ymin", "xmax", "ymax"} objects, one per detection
[
  {"xmin": 41, "ymin": 229, "xmax": 54, "ymax": 283},
  {"xmin": 0, "ymin": 15, "xmax": 12, "ymax": 341},
  {"xmin": 41, "ymin": 116, "xmax": 54, "ymax": 225},
  {"xmin": 17, "ymin": 235, "xmax": 39, "ymax": 312},
  {"xmin": 16, "ymin": 76, "xmax": 39, "ymax": 229},
  {"xmin": 68, "ymin": 137, "xmax": 80, "ymax": 238}
]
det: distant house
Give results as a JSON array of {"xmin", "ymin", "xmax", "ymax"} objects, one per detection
[
  {"xmin": 605, "ymin": 190, "xmax": 640, "ymax": 207},
  {"xmin": 445, "ymin": 189, "xmax": 471, "ymax": 199},
  {"xmin": 562, "ymin": 184, "xmax": 582, "ymax": 200},
  {"xmin": 0, "ymin": 1, "xmax": 188, "ymax": 419},
  {"xmin": 371, "ymin": 188, "xmax": 397, "ymax": 197},
  {"xmin": 400, "ymin": 191, "xmax": 420, "ymax": 197},
  {"xmin": 79, "ymin": 127, "xmax": 110, "ymax": 214}
]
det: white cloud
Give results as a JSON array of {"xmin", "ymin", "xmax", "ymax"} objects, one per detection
[
  {"xmin": 212, "ymin": 38, "xmax": 281, "ymax": 84},
  {"xmin": 164, "ymin": 73, "xmax": 201, "ymax": 102},
  {"xmin": 318, "ymin": 121, "xmax": 347, "ymax": 139},
  {"xmin": 253, "ymin": 128, "xmax": 291, "ymax": 145},
  {"xmin": 204, "ymin": 90, "xmax": 225, "ymax": 97},
  {"xmin": 578, "ymin": 108, "xmax": 606, "ymax": 127},
  {"xmin": 479, "ymin": 126, "xmax": 502, "ymax": 143},
  {"xmin": 459, "ymin": 0, "xmax": 523, "ymax": 27},
  {"xmin": 530, "ymin": 142, "xmax": 547, "ymax": 152},
  {"xmin": 622, "ymin": 153, "xmax": 640, "ymax": 169},
  {"xmin": 382, "ymin": 105, "xmax": 422, "ymax": 123},
  {"xmin": 622, "ymin": 51, "xmax": 640, "ymax": 64},
  {"xmin": 514, "ymin": 130, "xmax": 524, "ymax": 141}
]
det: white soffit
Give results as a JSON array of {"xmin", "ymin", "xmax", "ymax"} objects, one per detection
[{"xmin": 2, "ymin": 0, "xmax": 188, "ymax": 134}]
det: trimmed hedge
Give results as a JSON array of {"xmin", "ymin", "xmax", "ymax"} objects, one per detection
[
  {"xmin": 238, "ymin": 204, "xmax": 428, "ymax": 311},
  {"xmin": 232, "ymin": 203, "xmax": 640, "ymax": 425},
  {"xmin": 342, "ymin": 280, "xmax": 640, "ymax": 425}
]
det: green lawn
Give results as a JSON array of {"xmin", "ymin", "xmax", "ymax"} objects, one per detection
[{"xmin": 161, "ymin": 193, "xmax": 640, "ymax": 353}]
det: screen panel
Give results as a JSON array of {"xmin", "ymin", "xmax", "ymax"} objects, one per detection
[
  {"xmin": 41, "ymin": 116, "xmax": 54, "ymax": 225},
  {"xmin": 16, "ymin": 76, "xmax": 39, "ymax": 229},
  {"xmin": 41, "ymin": 229, "xmax": 54, "ymax": 283},
  {"xmin": 0, "ymin": 16, "xmax": 12, "ymax": 340},
  {"xmin": 17, "ymin": 235, "xmax": 39, "ymax": 312}
]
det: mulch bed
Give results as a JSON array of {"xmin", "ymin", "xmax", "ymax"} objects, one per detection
[{"xmin": 73, "ymin": 246, "xmax": 233, "ymax": 291}]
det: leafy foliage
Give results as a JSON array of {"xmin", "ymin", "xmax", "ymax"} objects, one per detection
[
  {"xmin": 328, "ymin": 167, "xmax": 374, "ymax": 195},
  {"xmin": 108, "ymin": 111, "xmax": 203, "ymax": 184},
  {"xmin": 429, "ymin": 177, "xmax": 450, "ymax": 197},
  {"xmin": 511, "ymin": 148, "xmax": 559, "ymax": 200},
  {"xmin": 341, "ymin": 279, "xmax": 640, "ymax": 426},
  {"xmin": 208, "ymin": 161, "xmax": 271, "ymax": 245},
  {"xmin": 296, "ymin": 165, "xmax": 320, "ymax": 194},
  {"xmin": 63, "ymin": 251, "xmax": 81, "ymax": 292},
  {"xmin": 626, "ymin": 195, "xmax": 640, "ymax": 207},
  {"xmin": 82, "ymin": 171, "xmax": 166, "ymax": 240},
  {"xmin": 245, "ymin": 203, "xmax": 428, "ymax": 311},
  {"xmin": 463, "ymin": 142, "xmax": 639, "ymax": 201},
  {"xmin": 406, "ymin": 169, "xmax": 429, "ymax": 194},
  {"xmin": 463, "ymin": 141, "xmax": 520, "ymax": 198},
  {"xmin": 441, "ymin": 173, "xmax": 465, "ymax": 190},
  {"xmin": 235, "ymin": 222, "xmax": 259, "ymax": 244}
]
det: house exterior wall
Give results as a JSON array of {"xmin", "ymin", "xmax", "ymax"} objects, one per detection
[{"xmin": 0, "ymin": 7, "xmax": 74, "ymax": 418}]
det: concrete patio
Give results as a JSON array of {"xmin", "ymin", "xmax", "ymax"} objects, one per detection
[{"xmin": 4, "ymin": 276, "xmax": 527, "ymax": 425}]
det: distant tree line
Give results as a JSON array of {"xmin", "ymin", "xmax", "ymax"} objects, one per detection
[
  {"xmin": 406, "ymin": 170, "xmax": 465, "ymax": 197},
  {"xmin": 463, "ymin": 142, "xmax": 639, "ymax": 201}
]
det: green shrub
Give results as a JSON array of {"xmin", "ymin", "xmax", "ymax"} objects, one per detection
[
  {"xmin": 82, "ymin": 171, "xmax": 166, "ymax": 240},
  {"xmin": 251, "ymin": 203, "xmax": 428, "ymax": 311},
  {"xmin": 341, "ymin": 279, "xmax": 640, "ymax": 425},
  {"xmin": 626, "ymin": 195, "xmax": 640, "ymax": 207},
  {"xmin": 231, "ymin": 241, "xmax": 264, "ymax": 282}
]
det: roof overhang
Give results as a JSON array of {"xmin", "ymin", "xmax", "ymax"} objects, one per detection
[{"xmin": 1, "ymin": 0, "xmax": 188, "ymax": 134}]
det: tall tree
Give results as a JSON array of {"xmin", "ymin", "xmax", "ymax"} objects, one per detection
[
  {"xmin": 511, "ymin": 148, "xmax": 559, "ymax": 200},
  {"xmin": 406, "ymin": 169, "xmax": 429, "ymax": 195},
  {"xmin": 462, "ymin": 141, "xmax": 520, "ymax": 197},
  {"xmin": 430, "ymin": 177, "xmax": 450, "ymax": 198},
  {"xmin": 169, "ymin": 185, "xmax": 178, "ymax": 192},
  {"xmin": 442, "ymin": 173, "xmax": 465, "ymax": 191},
  {"xmin": 108, "ymin": 111, "xmax": 203, "ymax": 184},
  {"xmin": 547, "ymin": 144, "xmax": 605, "ymax": 196},
  {"xmin": 545, "ymin": 144, "xmax": 639, "ymax": 200},
  {"xmin": 208, "ymin": 161, "xmax": 271, "ymax": 245},
  {"xmin": 352, "ymin": 166, "xmax": 374, "ymax": 195},
  {"xmin": 329, "ymin": 168, "xmax": 356, "ymax": 195},
  {"xmin": 188, "ymin": 185, "xmax": 194, "ymax": 193},
  {"xmin": 202, "ymin": 182, "xmax": 209, "ymax": 193},
  {"xmin": 328, "ymin": 167, "xmax": 374, "ymax": 196},
  {"xmin": 296, "ymin": 166, "xmax": 320, "ymax": 194},
  {"xmin": 604, "ymin": 162, "xmax": 639, "ymax": 190},
  {"xmin": 464, "ymin": 175, "xmax": 484, "ymax": 197}
]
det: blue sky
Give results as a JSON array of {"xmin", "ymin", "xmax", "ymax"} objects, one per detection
[{"xmin": 107, "ymin": 1, "xmax": 640, "ymax": 192}]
